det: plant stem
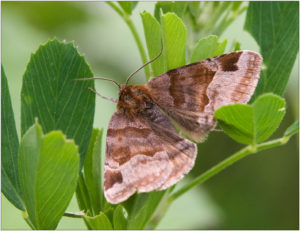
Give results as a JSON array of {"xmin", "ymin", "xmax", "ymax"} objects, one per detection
[
  {"xmin": 63, "ymin": 211, "xmax": 85, "ymax": 218},
  {"xmin": 169, "ymin": 145, "xmax": 253, "ymax": 202},
  {"xmin": 169, "ymin": 135, "xmax": 291, "ymax": 202},
  {"xmin": 106, "ymin": 2, "xmax": 150, "ymax": 79},
  {"xmin": 256, "ymin": 136, "xmax": 289, "ymax": 151}
]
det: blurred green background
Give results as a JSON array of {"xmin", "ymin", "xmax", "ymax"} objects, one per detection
[{"xmin": 2, "ymin": 2, "xmax": 298, "ymax": 229}]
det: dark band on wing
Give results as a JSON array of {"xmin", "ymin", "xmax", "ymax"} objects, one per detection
[
  {"xmin": 218, "ymin": 51, "xmax": 242, "ymax": 72},
  {"xmin": 107, "ymin": 127, "xmax": 152, "ymax": 138},
  {"xmin": 232, "ymin": 54, "xmax": 261, "ymax": 101},
  {"xmin": 104, "ymin": 170, "xmax": 123, "ymax": 190},
  {"xmin": 166, "ymin": 64, "xmax": 216, "ymax": 110}
]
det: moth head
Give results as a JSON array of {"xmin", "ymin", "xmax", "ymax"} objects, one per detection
[
  {"xmin": 118, "ymin": 85, "xmax": 142, "ymax": 105},
  {"xmin": 118, "ymin": 85, "xmax": 151, "ymax": 116}
]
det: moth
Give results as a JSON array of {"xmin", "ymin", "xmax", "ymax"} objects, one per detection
[{"xmin": 76, "ymin": 50, "xmax": 262, "ymax": 204}]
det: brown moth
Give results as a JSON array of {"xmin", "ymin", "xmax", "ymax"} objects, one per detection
[{"xmin": 81, "ymin": 50, "xmax": 262, "ymax": 204}]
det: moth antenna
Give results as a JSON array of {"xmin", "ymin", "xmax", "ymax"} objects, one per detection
[
  {"xmin": 73, "ymin": 77, "xmax": 120, "ymax": 88},
  {"xmin": 88, "ymin": 87, "xmax": 118, "ymax": 103},
  {"xmin": 125, "ymin": 40, "xmax": 163, "ymax": 85}
]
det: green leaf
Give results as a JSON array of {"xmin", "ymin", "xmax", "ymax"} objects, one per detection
[
  {"xmin": 154, "ymin": 1, "xmax": 173, "ymax": 21},
  {"xmin": 141, "ymin": 11, "xmax": 165, "ymax": 77},
  {"xmin": 154, "ymin": 1, "xmax": 188, "ymax": 21},
  {"xmin": 21, "ymin": 38, "xmax": 95, "ymax": 168},
  {"xmin": 186, "ymin": 2, "xmax": 200, "ymax": 24},
  {"xmin": 126, "ymin": 191, "xmax": 167, "ymax": 229},
  {"xmin": 245, "ymin": 2, "xmax": 299, "ymax": 97},
  {"xmin": 172, "ymin": 2, "xmax": 189, "ymax": 18},
  {"xmin": 214, "ymin": 39, "xmax": 227, "ymax": 55},
  {"xmin": 161, "ymin": 12, "xmax": 187, "ymax": 70},
  {"xmin": 215, "ymin": 104, "xmax": 254, "ymax": 144},
  {"xmin": 231, "ymin": 40, "xmax": 241, "ymax": 51},
  {"xmin": 190, "ymin": 35, "xmax": 227, "ymax": 63},
  {"xmin": 84, "ymin": 212, "xmax": 113, "ymax": 230},
  {"xmin": 36, "ymin": 132, "xmax": 79, "ymax": 229},
  {"xmin": 118, "ymin": 1, "xmax": 138, "ymax": 15},
  {"xmin": 18, "ymin": 121, "xmax": 43, "ymax": 228},
  {"xmin": 231, "ymin": 1, "xmax": 243, "ymax": 11},
  {"xmin": 1, "ymin": 66, "xmax": 25, "ymax": 211},
  {"xmin": 215, "ymin": 93, "xmax": 286, "ymax": 145},
  {"xmin": 113, "ymin": 205, "xmax": 128, "ymax": 230},
  {"xmin": 284, "ymin": 119, "xmax": 299, "ymax": 138},
  {"xmin": 83, "ymin": 128, "xmax": 104, "ymax": 216},
  {"xmin": 252, "ymin": 94, "xmax": 286, "ymax": 143},
  {"xmin": 76, "ymin": 173, "xmax": 92, "ymax": 216},
  {"xmin": 18, "ymin": 121, "xmax": 79, "ymax": 229}
]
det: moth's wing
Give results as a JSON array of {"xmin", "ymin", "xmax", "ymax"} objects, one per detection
[
  {"xmin": 104, "ymin": 107, "xmax": 196, "ymax": 204},
  {"xmin": 203, "ymin": 50, "xmax": 262, "ymax": 112},
  {"xmin": 161, "ymin": 108, "xmax": 216, "ymax": 142},
  {"xmin": 147, "ymin": 50, "xmax": 262, "ymax": 141}
]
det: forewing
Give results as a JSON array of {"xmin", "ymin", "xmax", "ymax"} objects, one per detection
[
  {"xmin": 147, "ymin": 50, "xmax": 262, "ymax": 141},
  {"xmin": 204, "ymin": 50, "xmax": 262, "ymax": 113},
  {"xmin": 104, "ymin": 106, "xmax": 196, "ymax": 204}
]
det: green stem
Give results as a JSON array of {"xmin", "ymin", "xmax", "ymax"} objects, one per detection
[
  {"xmin": 169, "ymin": 146, "xmax": 253, "ymax": 202},
  {"xmin": 63, "ymin": 211, "xmax": 85, "ymax": 218},
  {"xmin": 106, "ymin": 1, "xmax": 123, "ymax": 16},
  {"xmin": 169, "ymin": 136, "xmax": 291, "ymax": 202},
  {"xmin": 106, "ymin": 2, "xmax": 150, "ymax": 79},
  {"xmin": 256, "ymin": 136, "xmax": 289, "ymax": 151}
]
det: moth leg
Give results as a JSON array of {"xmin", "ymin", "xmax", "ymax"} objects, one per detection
[{"xmin": 88, "ymin": 87, "xmax": 117, "ymax": 103}]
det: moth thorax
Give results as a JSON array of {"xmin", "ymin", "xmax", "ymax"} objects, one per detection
[{"xmin": 117, "ymin": 85, "xmax": 151, "ymax": 117}]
